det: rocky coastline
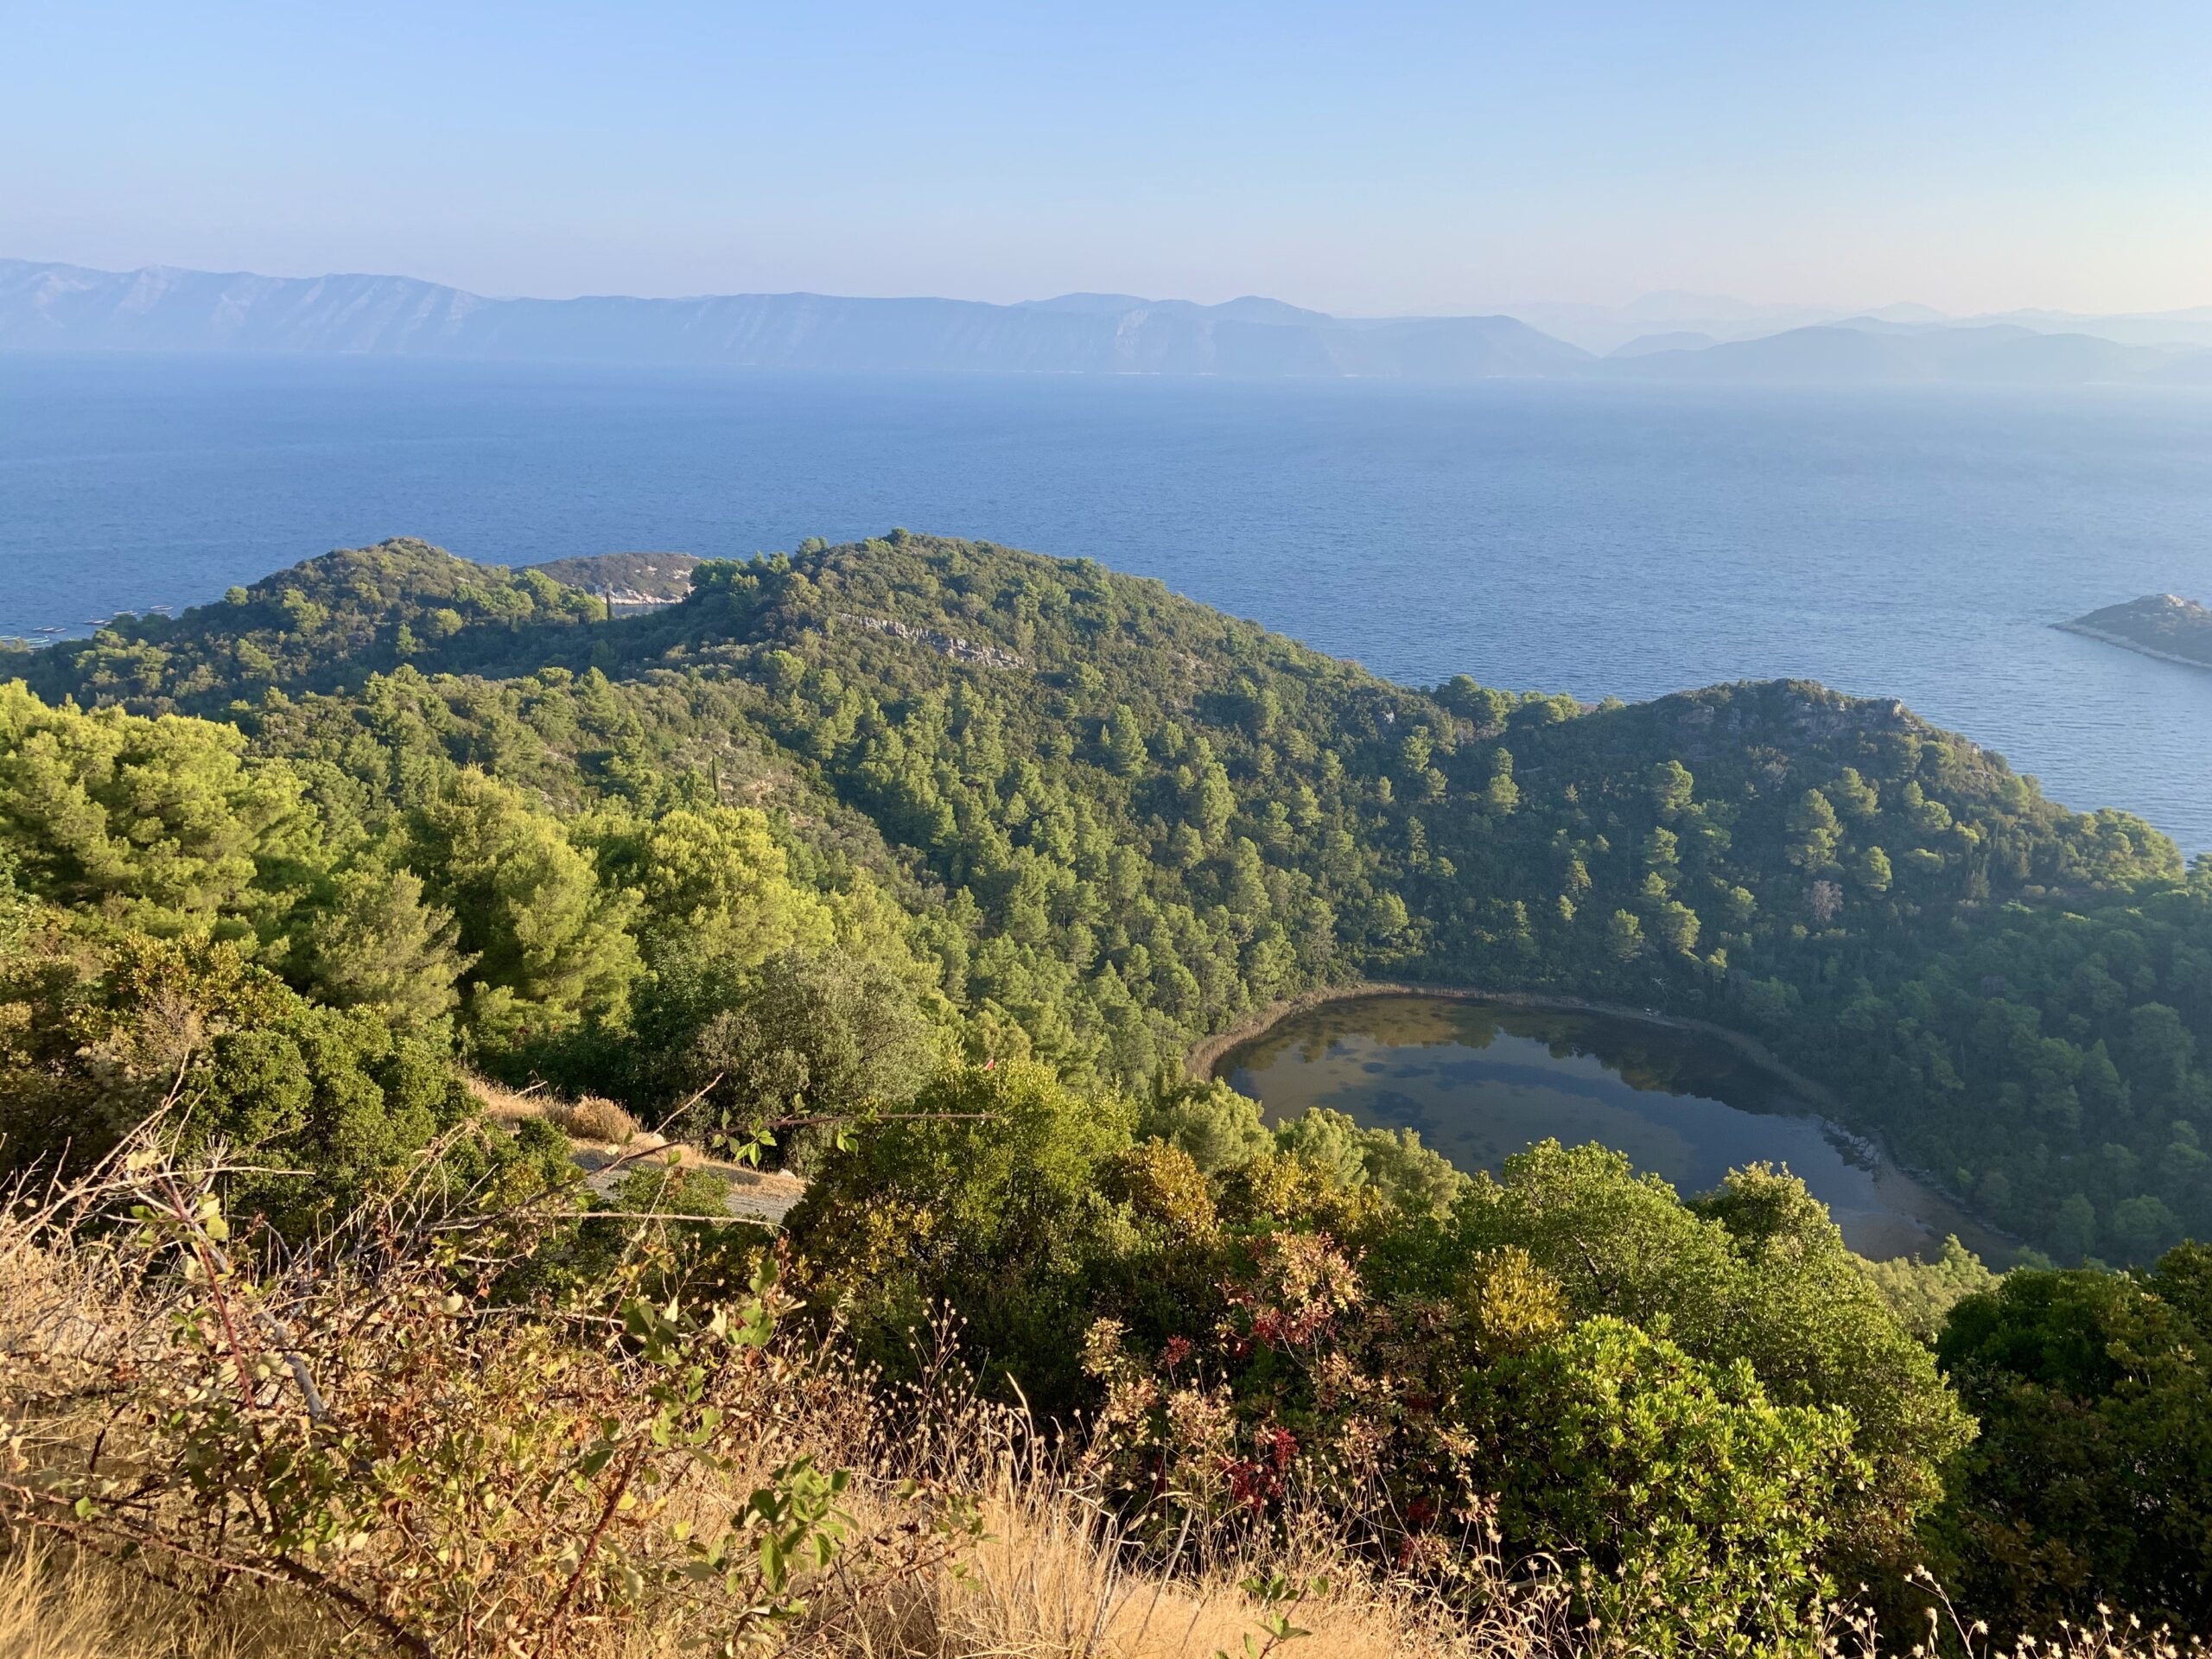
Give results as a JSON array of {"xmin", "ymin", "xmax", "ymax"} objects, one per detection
[{"xmin": 2055, "ymin": 593, "xmax": 2212, "ymax": 671}]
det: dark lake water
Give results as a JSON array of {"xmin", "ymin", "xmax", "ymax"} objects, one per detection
[
  {"xmin": 3, "ymin": 353, "xmax": 2209, "ymax": 850},
  {"xmin": 1222, "ymin": 994, "xmax": 2010, "ymax": 1262}
]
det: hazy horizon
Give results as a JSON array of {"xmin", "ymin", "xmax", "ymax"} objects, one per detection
[
  {"xmin": 7, "ymin": 252, "xmax": 2206, "ymax": 334},
  {"xmin": 7, "ymin": 2, "xmax": 2209, "ymax": 320}
]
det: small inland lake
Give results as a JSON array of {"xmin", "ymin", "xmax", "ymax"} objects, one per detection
[{"xmin": 1219, "ymin": 994, "xmax": 2007, "ymax": 1262}]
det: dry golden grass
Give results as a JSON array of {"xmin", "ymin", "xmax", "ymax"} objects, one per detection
[
  {"xmin": 2, "ymin": 1138, "xmax": 2192, "ymax": 1659},
  {"xmin": 470, "ymin": 1075, "xmax": 639, "ymax": 1143},
  {"xmin": 0, "ymin": 1541, "xmax": 338, "ymax": 1659},
  {"xmin": 0, "ymin": 1170, "xmax": 1536, "ymax": 1659},
  {"xmin": 0, "ymin": 1517, "xmax": 1483, "ymax": 1659},
  {"xmin": 772, "ymin": 1485, "xmax": 1521, "ymax": 1659},
  {"xmin": 462, "ymin": 1071, "xmax": 809, "ymax": 1211},
  {"xmin": 543, "ymin": 1094, "xmax": 641, "ymax": 1146},
  {"xmin": 462, "ymin": 1072, "xmax": 808, "ymax": 1223},
  {"xmin": 9, "ymin": 1498, "xmax": 2203, "ymax": 1659},
  {"xmin": 465, "ymin": 1071, "xmax": 552, "ymax": 1128},
  {"xmin": 466, "ymin": 1075, "xmax": 638, "ymax": 1146}
]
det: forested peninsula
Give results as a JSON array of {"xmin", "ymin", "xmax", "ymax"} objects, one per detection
[{"xmin": 5, "ymin": 532, "xmax": 2210, "ymax": 1652}]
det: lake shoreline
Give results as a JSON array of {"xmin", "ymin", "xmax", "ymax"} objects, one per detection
[
  {"xmin": 1191, "ymin": 979, "xmax": 2021, "ymax": 1260},
  {"xmin": 1188, "ymin": 979, "xmax": 1849, "ymax": 1115}
]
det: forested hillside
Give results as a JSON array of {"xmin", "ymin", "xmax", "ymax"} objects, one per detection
[
  {"xmin": 12, "ymin": 531, "xmax": 2204, "ymax": 1261},
  {"xmin": 5, "ymin": 531, "xmax": 2210, "ymax": 1649}
]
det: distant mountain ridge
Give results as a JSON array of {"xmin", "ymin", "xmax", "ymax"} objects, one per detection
[
  {"xmin": 7, "ymin": 257, "xmax": 2209, "ymax": 385},
  {"xmin": 1511, "ymin": 291, "xmax": 2212, "ymax": 354},
  {"xmin": 1604, "ymin": 322, "xmax": 2197, "ymax": 386},
  {"xmin": 0, "ymin": 258, "xmax": 1585, "ymax": 380}
]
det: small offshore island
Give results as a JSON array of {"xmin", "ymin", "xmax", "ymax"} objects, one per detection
[{"xmin": 2056, "ymin": 591, "xmax": 2212, "ymax": 670}]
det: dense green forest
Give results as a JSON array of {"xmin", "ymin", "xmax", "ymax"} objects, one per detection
[
  {"xmin": 14, "ymin": 532, "xmax": 2205, "ymax": 1261},
  {"xmin": 5, "ymin": 531, "xmax": 2210, "ymax": 1645}
]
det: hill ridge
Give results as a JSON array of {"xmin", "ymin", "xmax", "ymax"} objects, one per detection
[
  {"xmin": 0, "ymin": 257, "xmax": 1586, "ymax": 380},
  {"xmin": 3, "ymin": 529, "xmax": 2204, "ymax": 1282},
  {"xmin": 16, "ymin": 257, "xmax": 2212, "ymax": 381}
]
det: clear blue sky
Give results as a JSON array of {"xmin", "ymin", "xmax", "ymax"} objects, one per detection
[{"xmin": 5, "ymin": 0, "xmax": 2207, "ymax": 315}]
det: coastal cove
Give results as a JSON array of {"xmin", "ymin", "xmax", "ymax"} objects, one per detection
[{"xmin": 1205, "ymin": 986, "xmax": 2013, "ymax": 1263}]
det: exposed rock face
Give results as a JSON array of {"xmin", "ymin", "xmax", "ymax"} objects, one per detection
[
  {"xmin": 836, "ymin": 613, "xmax": 1025, "ymax": 671},
  {"xmin": 1649, "ymin": 680, "xmax": 1927, "ymax": 765},
  {"xmin": 531, "ymin": 552, "xmax": 701, "ymax": 607}
]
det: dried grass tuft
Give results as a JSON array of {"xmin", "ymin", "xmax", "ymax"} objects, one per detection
[
  {"xmin": 0, "ymin": 1541, "xmax": 336, "ymax": 1659},
  {"xmin": 543, "ymin": 1094, "xmax": 640, "ymax": 1146},
  {"xmin": 465, "ymin": 1072, "xmax": 548, "ymax": 1126},
  {"xmin": 467, "ymin": 1074, "xmax": 640, "ymax": 1146}
]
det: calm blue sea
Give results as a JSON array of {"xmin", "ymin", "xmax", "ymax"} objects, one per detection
[{"xmin": 3, "ymin": 352, "xmax": 2209, "ymax": 851}]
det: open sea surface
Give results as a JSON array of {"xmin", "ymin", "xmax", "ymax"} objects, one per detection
[{"xmin": 3, "ymin": 353, "xmax": 2208, "ymax": 849}]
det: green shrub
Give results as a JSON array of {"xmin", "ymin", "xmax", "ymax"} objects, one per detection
[{"xmin": 1464, "ymin": 1316, "xmax": 1863, "ymax": 1654}]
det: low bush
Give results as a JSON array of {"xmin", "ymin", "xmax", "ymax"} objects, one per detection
[{"xmin": 0, "ymin": 1129, "xmax": 969, "ymax": 1657}]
